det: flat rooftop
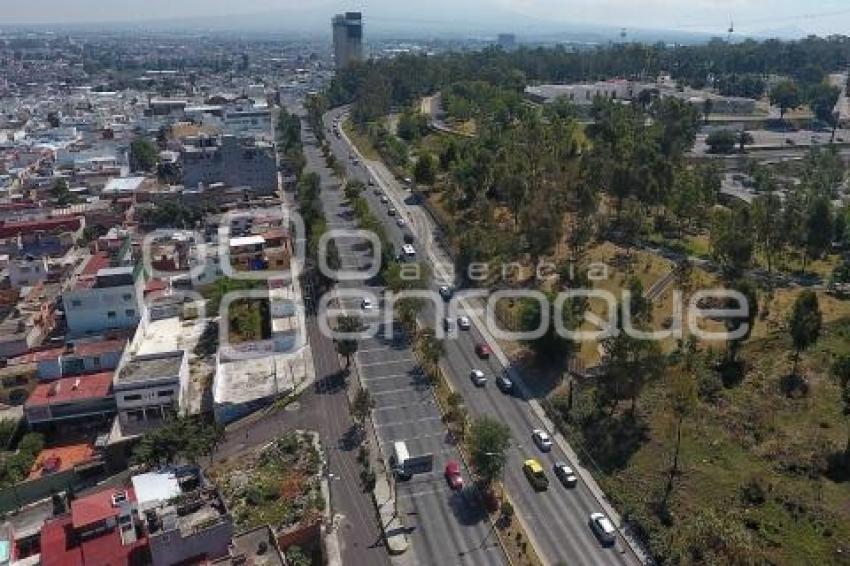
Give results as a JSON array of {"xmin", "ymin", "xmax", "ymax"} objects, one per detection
[
  {"xmin": 213, "ymin": 347, "xmax": 313, "ymax": 407},
  {"xmin": 116, "ymin": 351, "xmax": 184, "ymax": 385}
]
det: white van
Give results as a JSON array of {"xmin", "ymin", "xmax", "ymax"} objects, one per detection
[
  {"xmin": 391, "ymin": 441, "xmax": 412, "ymax": 479},
  {"xmin": 402, "ymin": 244, "xmax": 416, "ymax": 261}
]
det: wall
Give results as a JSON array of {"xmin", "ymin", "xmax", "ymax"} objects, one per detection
[
  {"xmin": 149, "ymin": 517, "xmax": 233, "ymax": 566},
  {"xmin": 63, "ymin": 279, "xmax": 144, "ymax": 336}
]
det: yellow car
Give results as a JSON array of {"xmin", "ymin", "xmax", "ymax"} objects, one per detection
[{"xmin": 523, "ymin": 459, "xmax": 549, "ymax": 491}]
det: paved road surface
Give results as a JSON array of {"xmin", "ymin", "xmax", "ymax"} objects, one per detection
[{"xmin": 302, "ymin": 105, "xmax": 507, "ymax": 566}]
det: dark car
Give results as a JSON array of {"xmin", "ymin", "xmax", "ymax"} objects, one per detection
[
  {"xmin": 438, "ymin": 285, "xmax": 453, "ymax": 301},
  {"xmin": 496, "ymin": 374, "xmax": 514, "ymax": 393}
]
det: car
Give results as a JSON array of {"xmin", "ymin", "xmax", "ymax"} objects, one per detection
[
  {"xmin": 380, "ymin": 195, "xmax": 389, "ymax": 204},
  {"xmin": 496, "ymin": 374, "xmax": 514, "ymax": 393},
  {"xmin": 457, "ymin": 316, "xmax": 471, "ymax": 330},
  {"xmin": 388, "ymin": 208, "xmax": 397, "ymax": 216},
  {"xmin": 589, "ymin": 512, "xmax": 616, "ymax": 546},
  {"xmin": 373, "ymin": 187, "xmax": 381, "ymax": 195},
  {"xmin": 553, "ymin": 462, "xmax": 578, "ymax": 488},
  {"xmin": 368, "ymin": 179, "xmax": 375, "ymax": 187},
  {"xmin": 438, "ymin": 286, "xmax": 453, "ymax": 301},
  {"xmin": 360, "ymin": 298, "xmax": 375, "ymax": 311},
  {"xmin": 353, "ymin": 158, "xmax": 360, "ymax": 165},
  {"xmin": 475, "ymin": 343, "xmax": 491, "ymax": 359},
  {"xmin": 522, "ymin": 459, "xmax": 549, "ymax": 491},
  {"xmin": 532, "ymin": 429, "xmax": 553, "ymax": 452},
  {"xmin": 396, "ymin": 218, "xmax": 406, "ymax": 227},
  {"xmin": 444, "ymin": 460, "xmax": 463, "ymax": 490},
  {"xmin": 443, "ymin": 317, "xmax": 455, "ymax": 332},
  {"xmin": 469, "ymin": 369, "xmax": 487, "ymax": 387}
]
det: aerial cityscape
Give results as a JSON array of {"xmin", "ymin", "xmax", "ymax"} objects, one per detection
[{"xmin": 0, "ymin": 2, "xmax": 849, "ymax": 565}]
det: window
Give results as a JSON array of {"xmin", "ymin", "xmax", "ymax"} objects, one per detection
[
  {"xmin": 107, "ymin": 311, "xmax": 116, "ymax": 319},
  {"xmin": 122, "ymin": 293, "xmax": 132, "ymax": 301},
  {"xmin": 93, "ymin": 357, "xmax": 101, "ymax": 369},
  {"xmin": 157, "ymin": 390, "xmax": 174, "ymax": 397},
  {"xmin": 123, "ymin": 394, "xmax": 142, "ymax": 402},
  {"xmin": 71, "ymin": 300, "xmax": 82, "ymax": 307},
  {"xmin": 125, "ymin": 309, "xmax": 135, "ymax": 317}
]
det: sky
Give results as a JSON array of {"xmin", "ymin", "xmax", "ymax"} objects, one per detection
[{"xmin": 5, "ymin": 0, "xmax": 850, "ymax": 37}]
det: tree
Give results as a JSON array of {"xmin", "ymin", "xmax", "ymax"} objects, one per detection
[
  {"xmin": 50, "ymin": 179, "xmax": 77, "ymax": 206},
  {"xmin": 724, "ymin": 279, "xmax": 758, "ymax": 366},
  {"xmin": 804, "ymin": 196, "xmax": 833, "ymax": 271},
  {"xmin": 351, "ymin": 389, "xmax": 374, "ymax": 428},
  {"xmin": 752, "ymin": 193, "xmax": 784, "ymax": 275},
  {"xmin": 710, "ymin": 205, "xmax": 754, "ymax": 275},
  {"xmin": 335, "ymin": 315, "xmax": 363, "ymax": 368},
  {"xmin": 418, "ymin": 328, "xmax": 444, "ymax": 368},
  {"xmin": 413, "ymin": 152, "xmax": 436, "ymax": 185},
  {"xmin": 737, "ymin": 130, "xmax": 754, "ymax": 153},
  {"xmin": 770, "ymin": 80, "xmax": 801, "ymax": 119},
  {"xmin": 788, "ymin": 290, "xmax": 821, "ymax": 375},
  {"xmin": 662, "ymin": 372, "xmax": 698, "ymax": 510},
  {"xmin": 132, "ymin": 417, "xmax": 222, "ymax": 467},
  {"xmin": 130, "ymin": 137, "xmax": 159, "ymax": 172},
  {"xmin": 705, "ymin": 130, "xmax": 737, "ymax": 154},
  {"xmin": 807, "ymin": 83, "xmax": 841, "ymax": 140},
  {"xmin": 468, "ymin": 416, "xmax": 511, "ymax": 486},
  {"xmin": 831, "ymin": 355, "xmax": 850, "ymax": 470}
]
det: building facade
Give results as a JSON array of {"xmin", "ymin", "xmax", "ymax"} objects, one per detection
[
  {"xmin": 63, "ymin": 265, "xmax": 145, "ymax": 337},
  {"xmin": 332, "ymin": 12, "xmax": 364, "ymax": 70},
  {"xmin": 181, "ymin": 135, "xmax": 277, "ymax": 192}
]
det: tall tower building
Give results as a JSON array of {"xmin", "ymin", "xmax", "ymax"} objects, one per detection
[{"xmin": 332, "ymin": 12, "xmax": 364, "ymax": 71}]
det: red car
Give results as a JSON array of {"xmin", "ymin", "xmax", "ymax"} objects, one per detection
[
  {"xmin": 475, "ymin": 343, "xmax": 492, "ymax": 359},
  {"xmin": 444, "ymin": 460, "xmax": 464, "ymax": 490}
]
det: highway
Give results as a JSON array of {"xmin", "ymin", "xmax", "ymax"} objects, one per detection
[
  {"xmin": 323, "ymin": 105, "xmax": 642, "ymax": 566},
  {"xmin": 296, "ymin": 101, "xmax": 507, "ymax": 566}
]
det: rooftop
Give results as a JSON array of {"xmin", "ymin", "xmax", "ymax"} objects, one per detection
[
  {"xmin": 213, "ymin": 348, "xmax": 312, "ymax": 407},
  {"xmin": 229, "ymin": 235, "xmax": 265, "ymax": 248},
  {"xmin": 71, "ymin": 486, "xmax": 136, "ymax": 529},
  {"xmin": 212, "ymin": 525, "xmax": 284, "ymax": 566},
  {"xmin": 28, "ymin": 443, "xmax": 98, "ymax": 480},
  {"xmin": 131, "ymin": 470, "xmax": 182, "ymax": 511},
  {"xmin": 25, "ymin": 371, "xmax": 113, "ymax": 407},
  {"xmin": 116, "ymin": 351, "xmax": 184, "ymax": 386},
  {"xmin": 40, "ymin": 514, "xmax": 149, "ymax": 566},
  {"xmin": 102, "ymin": 176, "xmax": 145, "ymax": 194}
]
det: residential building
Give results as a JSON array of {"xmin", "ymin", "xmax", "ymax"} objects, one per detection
[
  {"xmin": 63, "ymin": 263, "xmax": 145, "ymax": 337},
  {"xmin": 24, "ymin": 371, "xmax": 115, "ymax": 427},
  {"xmin": 39, "ymin": 486, "xmax": 148, "ymax": 566},
  {"xmin": 7, "ymin": 256, "xmax": 48, "ymax": 288},
  {"xmin": 332, "ymin": 12, "xmax": 364, "ymax": 70},
  {"xmin": 181, "ymin": 135, "xmax": 277, "ymax": 193},
  {"xmin": 28, "ymin": 338, "xmax": 127, "ymax": 381},
  {"xmin": 113, "ymin": 350, "xmax": 188, "ymax": 428}
]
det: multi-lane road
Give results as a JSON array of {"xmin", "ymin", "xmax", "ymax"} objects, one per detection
[
  {"xmin": 321, "ymin": 104, "xmax": 642, "ymax": 566},
  {"xmin": 295, "ymin": 102, "xmax": 507, "ymax": 566}
]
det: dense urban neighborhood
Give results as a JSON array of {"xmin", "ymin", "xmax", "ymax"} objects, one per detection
[{"xmin": 0, "ymin": 5, "xmax": 849, "ymax": 566}]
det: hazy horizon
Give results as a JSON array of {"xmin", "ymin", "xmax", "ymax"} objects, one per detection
[{"xmin": 4, "ymin": 0, "xmax": 850, "ymax": 39}]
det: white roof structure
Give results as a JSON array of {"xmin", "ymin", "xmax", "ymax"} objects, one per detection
[
  {"xmin": 103, "ymin": 176, "xmax": 146, "ymax": 194},
  {"xmin": 132, "ymin": 471, "xmax": 182, "ymax": 511},
  {"xmin": 229, "ymin": 235, "xmax": 265, "ymax": 248}
]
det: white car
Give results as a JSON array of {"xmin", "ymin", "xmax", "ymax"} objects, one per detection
[
  {"xmin": 469, "ymin": 369, "xmax": 487, "ymax": 387},
  {"xmin": 396, "ymin": 218, "xmax": 406, "ymax": 227},
  {"xmin": 380, "ymin": 195, "xmax": 389, "ymax": 204},
  {"xmin": 361, "ymin": 298, "xmax": 375, "ymax": 311},
  {"xmin": 457, "ymin": 316, "xmax": 471, "ymax": 330},
  {"xmin": 589, "ymin": 512, "xmax": 616, "ymax": 546},
  {"xmin": 553, "ymin": 462, "xmax": 578, "ymax": 488},
  {"xmin": 532, "ymin": 429, "xmax": 553, "ymax": 452}
]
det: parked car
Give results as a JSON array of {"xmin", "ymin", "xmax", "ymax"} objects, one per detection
[
  {"xmin": 475, "ymin": 343, "xmax": 491, "ymax": 359},
  {"xmin": 553, "ymin": 462, "xmax": 578, "ymax": 488},
  {"xmin": 523, "ymin": 459, "xmax": 549, "ymax": 491},
  {"xmin": 469, "ymin": 369, "xmax": 487, "ymax": 386},
  {"xmin": 589, "ymin": 512, "xmax": 616, "ymax": 546},
  {"xmin": 532, "ymin": 429, "xmax": 553, "ymax": 452},
  {"xmin": 444, "ymin": 460, "xmax": 463, "ymax": 490},
  {"xmin": 361, "ymin": 298, "xmax": 375, "ymax": 311},
  {"xmin": 388, "ymin": 208, "xmax": 397, "ymax": 216},
  {"xmin": 396, "ymin": 218, "xmax": 406, "ymax": 227},
  {"xmin": 457, "ymin": 316, "xmax": 471, "ymax": 330},
  {"xmin": 380, "ymin": 195, "xmax": 389, "ymax": 204},
  {"xmin": 496, "ymin": 374, "xmax": 514, "ymax": 394},
  {"xmin": 443, "ymin": 317, "xmax": 455, "ymax": 332}
]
